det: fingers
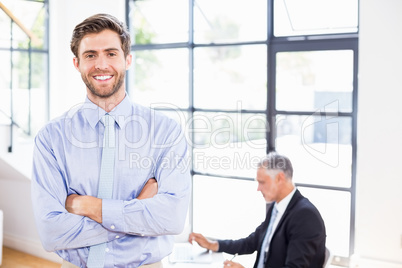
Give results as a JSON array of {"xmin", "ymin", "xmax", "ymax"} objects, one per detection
[
  {"xmin": 147, "ymin": 177, "xmax": 157, "ymax": 183},
  {"xmin": 188, "ymin": 232, "xmax": 220, "ymax": 251},
  {"xmin": 188, "ymin": 232, "xmax": 204, "ymax": 244},
  {"xmin": 144, "ymin": 178, "xmax": 157, "ymax": 188},
  {"xmin": 188, "ymin": 233, "xmax": 194, "ymax": 244},
  {"xmin": 188, "ymin": 232, "xmax": 197, "ymax": 243},
  {"xmin": 137, "ymin": 178, "xmax": 158, "ymax": 200},
  {"xmin": 65, "ymin": 194, "xmax": 79, "ymax": 211},
  {"xmin": 223, "ymin": 260, "xmax": 233, "ymax": 267},
  {"xmin": 223, "ymin": 260, "xmax": 243, "ymax": 268}
]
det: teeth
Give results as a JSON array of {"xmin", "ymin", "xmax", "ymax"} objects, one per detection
[{"xmin": 94, "ymin": 75, "xmax": 112, "ymax": 81}]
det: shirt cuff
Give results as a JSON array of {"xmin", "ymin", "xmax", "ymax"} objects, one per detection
[{"xmin": 102, "ymin": 198, "xmax": 125, "ymax": 234}]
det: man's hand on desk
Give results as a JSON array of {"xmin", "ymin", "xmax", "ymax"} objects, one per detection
[
  {"xmin": 65, "ymin": 178, "xmax": 158, "ymax": 223},
  {"xmin": 188, "ymin": 232, "xmax": 219, "ymax": 252},
  {"xmin": 188, "ymin": 232, "xmax": 245, "ymax": 267},
  {"xmin": 223, "ymin": 260, "xmax": 244, "ymax": 268}
]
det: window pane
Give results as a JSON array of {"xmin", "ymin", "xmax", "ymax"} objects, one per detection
[
  {"xmin": 31, "ymin": 53, "xmax": 48, "ymax": 134},
  {"xmin": 0, "ymin": 51, "xmax": 11, "ymax": 124},
  {"xmin": 130, "ymin": 48, "xmax": 189, "ymax": 108},
  {"xmin": 194, "ymin": 0, "xmax": 267, "ymax": 43},
  {"xmin": 192, "ymin": 112, "xmax": 267, "ymax": 178},
  {"xmin": 12, "ymin": 51, "xmax": 30, "ymax": 131},
  {"xmin": 276, "ymin": 115, "xmax": 352, "ymax": 187},
  {"xmin": 276, "ymin": 50, "xmax": 354, "ymax": 113},
  {"xmin": 194, "ymin": 45, "xmax": 267, "ymax": 110},
  {"xmin": 274, "ymin": 0, "xmax": 358, "ymax": 37},
  {"xmin": 130, "ymin": 0, "xmax": 189, "ymax": 44},
  {"xmin": 12, "ymin": 51, "xmax": 29, "ymax": 89},
  {"xmin": 0, "ymin": 10, "xmax": 11, "ymax": 48},
  {"xmin": 193, "ymin": 175, "xmax": 266, "ymax": 240},
  {"xmin": 0, "ymin": 50, "xmax": 11, "ymax": 88},
  {"xmin": 298, "ymin": 187, "xmax": 350, "ymax": 257},
  {"xmin": 1, "ymin": 0, "xmax": 47, "ymax": 49}
]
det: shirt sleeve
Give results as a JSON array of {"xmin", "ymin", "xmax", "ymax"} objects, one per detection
[
  {"xmin": 31, "ymin": 127, "xmax": 122, "ymax": 252},
  {"xmin": 217, "ymin": 213, "xmax": 269, "ymax": 255},
  {"xmin": 101, "ymin": 121, "xmax": 191, "ymax": 236}
]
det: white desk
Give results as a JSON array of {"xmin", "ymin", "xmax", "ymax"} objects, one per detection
[
  {"xmin": 162, "ymin": 251, "xmax": 257, "ymax": 268},
  {"xmin": 162, "ymin": 252, "xmax": 224, "ymax": 268}
]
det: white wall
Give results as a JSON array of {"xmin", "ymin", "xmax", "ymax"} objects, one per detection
[
  {"xmin": 356, "ymin": 0, "xmax": 402, "ymax": 267},
  {"xmin": 49, "ymin": 0, "xmax": 126, "ymax": 119}
]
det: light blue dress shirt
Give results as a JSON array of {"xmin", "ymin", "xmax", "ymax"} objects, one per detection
[{"xmin": 31, "ymin": 95, "xmax": 191, "ymax": 268}]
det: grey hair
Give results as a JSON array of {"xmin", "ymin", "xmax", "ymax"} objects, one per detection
[{"xmin": 259, "ymin": 152, "xmax": 293, "ymax": 179}]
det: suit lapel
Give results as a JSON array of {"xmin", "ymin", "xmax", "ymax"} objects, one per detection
[{"xmin": 270, "ymin": 189, "xmax": 303, "ymax": 240}]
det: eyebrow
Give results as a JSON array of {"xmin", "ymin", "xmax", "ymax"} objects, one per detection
[
  {"xmin": 81, "ymin": 48, "xmax": 120, "ymax": 56},
  {"xmin": 104, "ymin": 48, "xmax": 120, "ymax": 52}
]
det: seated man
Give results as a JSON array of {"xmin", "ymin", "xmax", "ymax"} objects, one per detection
[{"xmin": 189, "ymin": 152, "xmax": 326, "ymax": 268}]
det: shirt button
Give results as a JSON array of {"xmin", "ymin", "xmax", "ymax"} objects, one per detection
[
  {"xmin": 105, "ymin": 248, "xmax": 110, "ymax": 253},
  {"xmin": 115, "ymin": 235, "xmax": 120, "ymax": 239},
  {"xmin": 111, "ymin": 225, "xmax": 115, "ymax": 230}
]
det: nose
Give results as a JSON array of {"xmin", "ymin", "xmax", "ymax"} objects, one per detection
[{"xmin": 95, "ymin": 55, "xmax": 109, "ymax": 70}]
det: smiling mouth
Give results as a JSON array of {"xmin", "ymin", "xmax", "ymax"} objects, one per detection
[{"xmin": 93, "ymin": 75, "xmax": 113, "ymax": 81}]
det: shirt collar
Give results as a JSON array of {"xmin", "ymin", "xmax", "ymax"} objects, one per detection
[
  {"xmin": 275, "ymin": 186, "xmax": 297, "ymax": 215},
  {"xmin": 82, "ymin": 93, "xmax": 132, "ymax": 129}
]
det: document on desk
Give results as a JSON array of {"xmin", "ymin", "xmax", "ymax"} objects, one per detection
[{"xmin": 168, "ymin": 243, "xmax": 213, "ymax": 264}]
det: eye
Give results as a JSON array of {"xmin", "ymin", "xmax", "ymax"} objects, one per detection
[
  {"xmin": 108, "ymin": 52, "xmax": 117, "ymax": 57},
  {"xmin": 86, "ymin": 54, "xmax": 95, "ymax": 59}
]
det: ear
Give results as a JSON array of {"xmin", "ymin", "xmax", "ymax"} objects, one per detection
[
  {"xmin": 276, "ymin": 171, "xmax": 286, "ymax": 183},
  {"xmin": 125, "ymin": 54, "xmax": 133, "ymax": 70},
  {"xmin": 73, "ymin": 57, "xmax": 80, "ymax": 71}
]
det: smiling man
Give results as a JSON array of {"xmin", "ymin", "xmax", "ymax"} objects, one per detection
[
  {"xmin": 31, "ymin": 14, "xmax": 191, "ymax": 268},
  {"xmin": 72, "ymin": 28, "xmax": 129, "ymax": 107}
]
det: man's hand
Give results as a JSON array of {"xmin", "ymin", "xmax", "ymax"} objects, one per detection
[
  {"xmin": 65, "ymin": 194, "xmax": 102, "ymax": 223},
  {"xmin": 188, "ymin": 232, "xmax": 219, "ymax": 252},
  {"xmin": 137, "ymin": 178, "xmax": 158, "ymax": 200},
  {"xmin": 223, "ymin": 260, "xmax": 244, "ymax": 268}
]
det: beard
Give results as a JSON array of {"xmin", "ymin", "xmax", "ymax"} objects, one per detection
[{"xmin": 82, "ymin": 70, "xmax": 125, "ymax": 99}]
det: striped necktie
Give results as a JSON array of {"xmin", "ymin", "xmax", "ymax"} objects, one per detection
[
  {"xmin": 87, "ymin": 114, "xmax": 115, "ymax": 268},
  {"xmin": 257, "ymin": 206, "xmax": 278, "ymax": 268}
]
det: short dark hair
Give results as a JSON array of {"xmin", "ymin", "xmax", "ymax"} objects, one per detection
[
  {"xmin": 259, "ymin": 152, "xmax": 293, "ymax": 179},
  {"xmin": 70, "ymin": 13, "xmax": 131, "ymax": 58}
]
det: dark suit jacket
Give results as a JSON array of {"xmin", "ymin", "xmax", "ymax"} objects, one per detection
[{"xmin": 217, "ymin": 189, "xmax": 326, "ymax": 268}]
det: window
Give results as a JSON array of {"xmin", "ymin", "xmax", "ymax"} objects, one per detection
[
  {"xmin": 127, "ymin": 0, "xmax": 358, "ymax": 264},
  {"xmin": 273, "ymin": 0, "xmax": 358, "ymax": 37},
  {"xmin": 0, "ymin": 0, "xmax": 49, "ymax": 151}
]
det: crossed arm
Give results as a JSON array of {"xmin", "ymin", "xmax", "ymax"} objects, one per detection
[{"xmin": 65, "ymin": 178, "xmax": 158, "ymax": 223}]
